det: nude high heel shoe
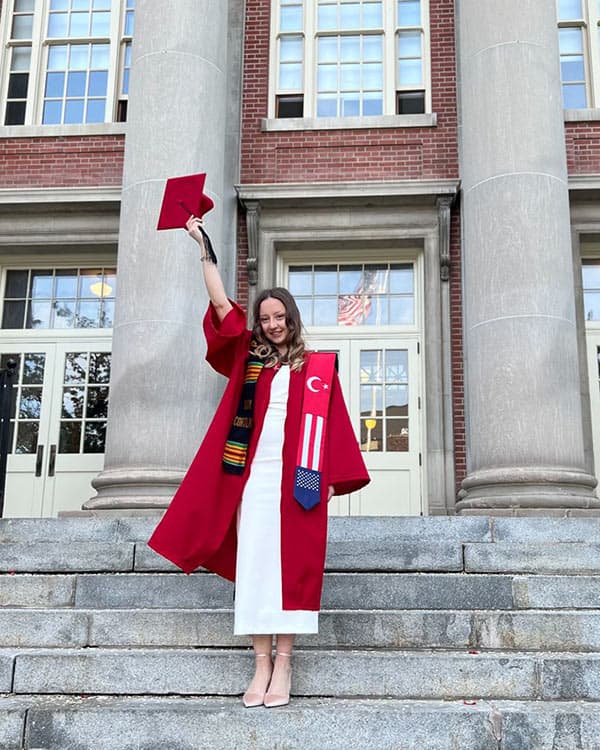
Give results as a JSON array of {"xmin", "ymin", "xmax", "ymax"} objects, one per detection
[
  {"xmin": 243, "ymin": 653, "xmax": 273, "ymax": 708},
  {"xmin": 264, "ymin": 652, "xmax": 292, "ymax": 708}
]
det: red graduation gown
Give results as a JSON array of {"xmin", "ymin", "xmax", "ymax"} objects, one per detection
[{"xmin": 148, "ymin": 301, "xmax": 370, "ymax": 611}]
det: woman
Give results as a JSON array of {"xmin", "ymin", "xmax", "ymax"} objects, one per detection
[{"xmin": 149, "ymin": 216, "xmax": 370, "ymax": 707}]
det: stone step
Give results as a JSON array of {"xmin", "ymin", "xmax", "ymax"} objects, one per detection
[
  {"xmin": 465, "ymin": 542, "xmax": 600, "ymax": 574},
  {"xmin": 5, "ymin": 571, "xmax": 600, "ymax": 610},
  {"xmin": 14, "ymin": 571, "xmax": 512, "ymax": 610},
  {"xmin": 6, "ymin": 648, "xmax": 600, "ymax": 700},
  {"xmin": 7, "ymin": 514, "xmax": 600, "ymax": 545},
  {"xmin": 0, "ymin": 515, "xmax": 492, "ymax": 544},
  {"xmin": 0, "ymin": 539, "xmax": 465, "ymax": 573},
  {"xmin": 4, "ymin": 608, "xmax": 600, "ymax": 652},
  {"xmin": 6, "ymin": 696, "xmax": 600, "ymax": 750},
  {"xmin": 5, "ymin": 533, "xmax": 600, "ymax": 575}
]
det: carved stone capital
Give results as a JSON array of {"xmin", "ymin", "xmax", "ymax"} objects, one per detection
[{"xmin": 437, "ymin": 195, "xmax": 453, "ymax": 282}]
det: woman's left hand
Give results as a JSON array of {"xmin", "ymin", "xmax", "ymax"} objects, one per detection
[{"xmin": 328, "ymin": 485, "xmax": 334, "ymax": 500}]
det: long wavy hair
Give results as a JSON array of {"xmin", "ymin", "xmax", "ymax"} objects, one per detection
[{"xmin": 251, "ymin": 287, "xmax": 306, "ymax": 372}]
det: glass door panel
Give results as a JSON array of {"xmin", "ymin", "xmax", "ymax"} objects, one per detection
[
  {"xmin": 1, "ymin": 347, "xmax": 54, "ymax": 517},
  {"xmin": 307, "ymin": 336, "xmax": 422, "ymax": 515},
  {"xmin": 43, "ymin": 341, "xmax": 111, "ymax": 517}
]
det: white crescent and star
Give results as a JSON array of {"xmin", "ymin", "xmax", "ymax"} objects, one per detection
[{"xmin": 307, "ymin": 376, "xmax": 329, "ymax": 393}]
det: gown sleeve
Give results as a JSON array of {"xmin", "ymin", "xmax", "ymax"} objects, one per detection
[
  {"xmin": 326, "ymin": 370, "xmax": 370, "ymax": 496},
  {"xmin": 203, "ymin": 300, "xmax": 249, "ymax": 377}
]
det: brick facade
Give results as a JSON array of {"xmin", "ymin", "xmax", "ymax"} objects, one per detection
[
  {"xmin": 0, "ymin": 135, "xmax": 124, "ymax": 188},
  {"xmin": 240, "ymin": 0, "xmax": 459, "ymax": 184}
]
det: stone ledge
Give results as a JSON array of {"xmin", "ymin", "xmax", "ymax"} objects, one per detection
[
  {"xmin": 261, "ymin": 113, "xmax": 437, "ymax": 131},
  {"xmin": 8, "ymin": 696, "xmax": 600, "ymax": 750}
]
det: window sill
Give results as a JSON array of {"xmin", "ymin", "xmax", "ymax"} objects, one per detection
[
  {"xmin": 564, "ymin": 109, "xmax": 600, "ymax": 122},
  {"xmin": 261, "ymin": 113, "xmax": 437, "ymax": 132},
  {"xmin": 0, "ymin": 122, "xmax": 128, "ymax": 138}
]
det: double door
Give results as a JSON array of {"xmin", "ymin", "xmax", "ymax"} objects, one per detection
[
  {"xmin": 1, "ymin": 337, "xmax": 111, "ymax": 517},
  {"xmin": 308, "ymin": 336, "xmax": 423, "ymax": 515}
]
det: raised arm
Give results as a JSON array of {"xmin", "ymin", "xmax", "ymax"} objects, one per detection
[{"xmin": 186, "ymin": 215, "xmax": 233, "ymax": 322}]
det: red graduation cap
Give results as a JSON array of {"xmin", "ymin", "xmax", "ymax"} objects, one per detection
[{"xmin": 156, "ymin": 172, "xmax": 214, "ymax": 231}]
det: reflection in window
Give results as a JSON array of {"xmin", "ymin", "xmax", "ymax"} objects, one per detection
[
  {"xmin": 59, "ymin": 351, "xmax": 111, "ymax": 454},
  {"xmin": 360, "ymin": 349, "xmax": 409, "ymax": 452},
  {"xmin": 0, "ymin": 352, "xmax": 45, "ymax": 455},
  {"xmin": 273, "ymin": 0, "xmax": 430, "ymax": 118},
  {"xmin": 396, "ymin": 0, "xmax": 425, "ymax": 114},
  {"xmin": 43, "ymin": 43, "xmax": 109, "ymax": 124},
  {"xmin": 288, "ymin": 262, "xmax": 414, "ymax": 326},
  {"xmin": 582, "ymin": 260, "xmax": 600, "ymax": 320},
  {"xmin": 3, "ymin": 0, "xmax": 134, "ymax": 126},
  {"xmin": 2, "ymin": 267, "xmax": 116, "ymax": 330}
]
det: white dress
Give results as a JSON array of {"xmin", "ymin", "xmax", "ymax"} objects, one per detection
[{"xmin": 233, "ymin": 364, "xmax": 319, "ymax": 635}]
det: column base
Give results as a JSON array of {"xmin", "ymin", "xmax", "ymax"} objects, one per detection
[
  {"xmin": 455, "ymin": 466, "xmax": 600, "ymax": 514},
  {"xmin": 84, "ymin": 467, "xmax": 185, "ymax": 510}
]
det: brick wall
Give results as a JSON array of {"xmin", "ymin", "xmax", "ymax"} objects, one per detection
[
  {"xmin": 240, "ymin": 0, "xmax": 459, "ymax": 184},
  {"xmin": 449, "ymin": 208, "xmax": 465, "ymax": 494},
  {"xmin": 0, "ymin": 135, "xmax": 124, "ymax": 188},
  {"xmin": 566, "ymin": 121, "xmax": 600, "ymax": 174}
]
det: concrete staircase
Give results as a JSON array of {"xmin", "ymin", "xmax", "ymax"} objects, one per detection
[{"xmin": 2, "ymin": 516, "xmax": 600, "ymax": 748}]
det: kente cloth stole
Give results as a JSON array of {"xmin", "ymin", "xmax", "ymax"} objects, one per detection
[
  {"xmin": 222, "ymin": 348, "xmax": 265, "ymax": 475},
  {"xmin": 294, "ymin": 352, "xmax": 337, "ymax": 510}
]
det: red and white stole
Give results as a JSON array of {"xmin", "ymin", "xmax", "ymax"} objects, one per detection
[{"xmin": 294, "ymin": 352, "xmax": 337, "ymax": 510}]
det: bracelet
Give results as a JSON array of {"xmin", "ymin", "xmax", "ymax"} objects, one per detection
[{"xmin": 200, "ymin": 254, "xmax": 215, "ymax": 264}]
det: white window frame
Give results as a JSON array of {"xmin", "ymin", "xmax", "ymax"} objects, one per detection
[
  {"xmin": 556, "ymin": 0, "xmax": 600, "ymax": 110},
  {"xmin": 0, "ymin": 0, "xmax": 133, "ymax": 128},
  {"xmin": 268, "ymin": 0, "xmax": 432, "ymax": 120}
]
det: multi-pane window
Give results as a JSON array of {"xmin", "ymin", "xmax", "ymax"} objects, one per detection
[
  {"xmin": 59, "ymin": 350, "xmax": 110, "ymax": 454},
  {"xmin": 2, "ymin": 268, "xmax": 117, "ymax": 330},
  {"xmin": 556, "ymin": 0, "xmax": 600, "ymax": 109},
  {"xmin": 316, "ymin": 1, "xmax": 384, "ymax": 117},
  {"xmin": 288, "ymin": 262, "xmax": 415, "ymax": 326},
  {"xmin": 272, "ymin": 0, "xmax": 430, "ymax": 118},
  {"xmin": 583, "ymin": 260, "xmax": 600, "ymax": 320},
  {"xmin": 0, "ymin": 352, "xmax": 46, "ymax": 455},
  {"xmin": 558, "ymin": 0, "xmax": 587, "ymax": 107},
  {"xmin": 2, "ymin": 0, "xmax": 135, "ymax": 126},
  {"xmin": 360, "ymin": 349, "xmax": 409, "ymax": 452}
]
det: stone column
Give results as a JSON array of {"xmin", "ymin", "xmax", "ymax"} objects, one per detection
[
  {"xmin": 86, "ymin": 0, "xmax": 232, "ymax": 509},
  {"xmin": 455, "ymin": 0, "xmax": 599, "ymax": 512}
]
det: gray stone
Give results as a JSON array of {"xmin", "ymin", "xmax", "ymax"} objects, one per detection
[
  {"xmin": 74, "ymin": 573, "xmax": 235, "ymax": 609},
  {"xmin": 499, "ymin": 701, "xmax": 600, "ymax": 750},
  {"xmin": 493, "ymin": 517, "xmax": 600, "ymax": 543},
  {"xmin": 89, "ymin": 610, "xmax": 241, "ymax": 647},
  {"xmin": 0, "ymin": 575, "xmax": 76, "ymax": 608},
  {"xmin": 88, "ymin": 608, "xmax": 473, "ymax": 649},
  {"xmin": 513, "ymin": 575, "xmax": 600, "ymax": 610},
  {"xmin": 465, "ymin": 543, "xmax": 600, "ymax": 574},
  {"xmin": 133, "ymin": 543, "xmax": 182, "ymax": 572},
  {"xmin": 326, "ymin": 540, "xmax": 463, "ymax": 571},
  {"xmin": 13, "ymin": 649, "xmax": 537, "ymax": 699},
  {"xmin": 0, "ymin": 517, "xmax": 121, "ymax": 543},
  {"xmin": 327, "ymin": 516, "xmax": 492, "ymax": 544},
  {"xmin": 0, "ymin": 699, "xmax": 26, "ymax": 750},
  {"xmin": 322, "ymin": 573, "xmax": 515, "ymax": 610},
  {"xmin": 475, "ymin": 611, "xmax": 600, "ymax": 652},
  {"xmin": 0, "ymin": 610, "xmax": 88, "ymax": 647},
  {"xmin": 24, "ymin": 697, "xmax": 499, "ymax": 750},
  {"xmin": 0, "ymin": 651, "xmax": 15, "ymax": 691},
  {"xmin": 0, "ymin": 543, "xmax": 134, "ymax": 572},
  {"xmin": 542, "ymin": 656, "xmax": 600, "ymax": 700}
]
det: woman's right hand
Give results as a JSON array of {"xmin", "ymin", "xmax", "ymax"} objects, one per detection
[{"xmin": 185, "ymin": 215, "xmax": 207, "ymax": 254}]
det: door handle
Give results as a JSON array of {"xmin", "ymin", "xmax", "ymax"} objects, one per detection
[
  {"xmin": 48, "ymin": 444, "xmax": 56, "ymax": 477},
  {"xmin": 35, "ymin": 445, "xmax": 44, "ymax": 477}
]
